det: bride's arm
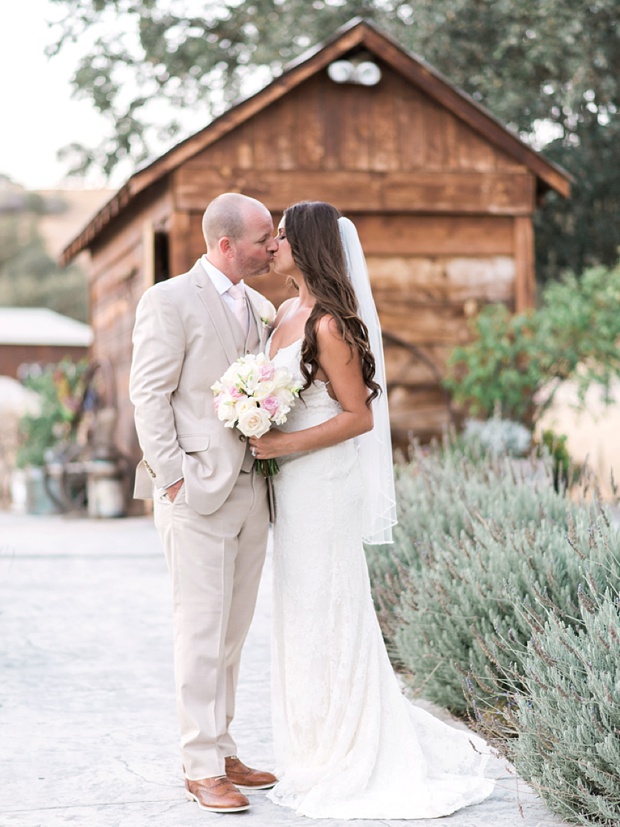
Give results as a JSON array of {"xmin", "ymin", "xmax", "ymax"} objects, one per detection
[{"xmin": 250, "ymin": 315, "xmax": 373, "ymax": 459}]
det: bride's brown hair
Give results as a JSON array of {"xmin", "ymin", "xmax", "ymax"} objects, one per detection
[{"xmin": 283, "ymin": 201, "xmax": 380, "ymax": 406}]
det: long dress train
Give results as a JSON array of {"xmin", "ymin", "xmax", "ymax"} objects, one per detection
[{"xmin": 268, "ymin": 338, "xmax": 494, "ymax": 819}]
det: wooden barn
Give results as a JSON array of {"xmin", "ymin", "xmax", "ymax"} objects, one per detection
[{"xmin": 61, "ymin": 18, "xmax": 571, "ymax": 475}]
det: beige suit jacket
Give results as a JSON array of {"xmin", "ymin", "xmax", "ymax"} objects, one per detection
[{"xmin": 129, "ymin": 259, "xmax": 270, "ymax": 515}]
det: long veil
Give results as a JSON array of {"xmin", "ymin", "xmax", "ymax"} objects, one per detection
[{"xmin": 338, "ymin": 216, "xmax": 397, "ymax": 545}]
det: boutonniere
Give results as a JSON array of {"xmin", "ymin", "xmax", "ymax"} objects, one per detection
[{"xmin": 259, "ymin": 300, "xmax": 277, "ymax": 328}]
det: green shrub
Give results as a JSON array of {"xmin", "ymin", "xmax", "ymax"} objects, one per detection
[
  {"xmin": 394, "ymin": 506, "xmax": 617, "ymax": 716},
  {"xmin": 476, "ymin": 579, "xmax": 620, "ymax": 825},
  {"xmin": 367, "ymin": 441, "xmax": 620, "ymax": 823},
  {"xmin": 444, "ymin": 259, "xmax": 620, "ymax": 428},
  {"xmin": 367, "ymin": 443, "xmax": 568, "ymax": 646}
]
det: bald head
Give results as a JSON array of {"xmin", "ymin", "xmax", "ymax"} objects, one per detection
[
  {"xmin": 202, "ymin": 192, "xmax": 277, "ymax": 281},
  {"xmin": 202, "ymin": 193, "xmax": 270, "ymax": 249}
]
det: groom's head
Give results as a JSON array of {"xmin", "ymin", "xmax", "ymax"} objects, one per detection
[{"xmin": 203, "ymin": 193, "xmax": 278, "ymax": 282}]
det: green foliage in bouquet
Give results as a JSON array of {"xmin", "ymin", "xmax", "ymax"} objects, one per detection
[
  {"xmin": 16, "ymin": 359, "xmax": 88, "ymax": 468},
  {"xmin": 444, "ymin": 259, "xmax": 620, "ymax": 428}
]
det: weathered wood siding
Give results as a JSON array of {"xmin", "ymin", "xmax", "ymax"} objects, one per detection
[
  {"xmin": 88, "ymin": 182, "xmax": 173, "ymax": 471},
  {"xmin": 163, "ymin": 64, "xmax": 533, "ymax": 442}
]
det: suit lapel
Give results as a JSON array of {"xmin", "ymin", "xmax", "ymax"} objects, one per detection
[
  {"xmin": 246, "ymin": 289, "xmax": 268, "ymax": 351},
  {"xmin": 191, "ymin": 262, "xmax": 240, "ymax": 365}
]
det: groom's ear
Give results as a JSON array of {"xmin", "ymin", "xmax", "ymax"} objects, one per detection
[{"xmin": 219, "ymin": 237, "xmax": 235, "ymax": 259}]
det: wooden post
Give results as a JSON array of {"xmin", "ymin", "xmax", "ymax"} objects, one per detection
[
  {"xmin": 513, "ymin": 216, "xmax": 535, "ymax": 311},
  {"xmin": 142, "ymin": 219, "xmax": 155, "ymax": 291},
  {"xmin": 168, "ymin": 210, "xmax": 194, "ymax": 277}
]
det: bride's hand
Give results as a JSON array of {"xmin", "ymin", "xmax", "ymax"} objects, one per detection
[{"xmin": 249, "ymin": 430, "xmax": 291, "ymax": 460}]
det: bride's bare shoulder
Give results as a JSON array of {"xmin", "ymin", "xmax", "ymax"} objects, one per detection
[{"xmin": 315, "ymin": 314, "xmax": 341, "ymax": 342}]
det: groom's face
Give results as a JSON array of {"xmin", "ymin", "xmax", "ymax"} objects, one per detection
[{"xmin": 231, "ymin": 208, "xmax": 278, "ymax": 279}]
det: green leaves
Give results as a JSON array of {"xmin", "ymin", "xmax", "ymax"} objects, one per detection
[{"xmin": 444, "ymin": 258, "xmax": 620, "ymax": 427}]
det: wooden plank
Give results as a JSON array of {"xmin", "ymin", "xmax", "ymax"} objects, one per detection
[
  {"xmin": 423, "ymin": 99, "xmax": 448, "ymax": 170},
  {"xmin": 361, "ymin": 26, "xmax": 572, "ymax": 198},
  {"xmin": 174, "ymin": 168, "xmax": 536, "ymax": 214},
  {"xmin": 370, "ymin": 80, "xmax": 400, "ymax": 171},
  {"xmin": 352, "ymin": 215, "xmax": 514, "ymax": 255},
  {"xmin": 295, "ymin": 77, "xmax": 327, "ymax": 170},
  {"xmin": 454, "ymin": 115, "xmax": 503, "ymax": 171},
  {"xmin": 368, "ymin": 255, "xmax": 515, "ymax": 303},
  {"xmin": 378, "ymin": 302, "xmax": 472, "ymax": 346},
  {"xmin": 383, "ymin": 170, "xmax": 535, "ymax": 213},
  {"xmin": 395, "ymin": 81, "xmax": 427, "ymax": 171},
  {"xmin": 340, "ymin": 83, "xmax": 371, "ymax": 170},
  {"xmin": 88, "ymin": 185, "xmax": 173, "ymax": 274},
  {"xmin": 513, "ymin": 216, "xmax": 535, "ymax": 311}
]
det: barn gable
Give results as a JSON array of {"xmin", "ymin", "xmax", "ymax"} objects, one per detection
[{"xmin": 62, "ymin": 18, "xmax": 569, "ymax": 264}]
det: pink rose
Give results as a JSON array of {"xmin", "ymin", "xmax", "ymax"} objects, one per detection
[
  {"xmin": 259, "ymin": 364, "xmax": 275, "ymax": 381},
  {"xmin": 260, "ymin": 395, "xmax": 280, "ymax": 418}
]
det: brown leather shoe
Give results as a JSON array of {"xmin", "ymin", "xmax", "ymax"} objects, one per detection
[
  {"xmin": 185, "ymin": 775, "xmax": 250, "ymax": 812},
  {"xmin": 225, "ymin": 755, "xmax": 277, "ymax": 790}
]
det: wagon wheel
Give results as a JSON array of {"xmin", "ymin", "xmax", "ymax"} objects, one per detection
[{"xmin": 381, "ymin": 330, "xmax": 456, "ymax": 426}]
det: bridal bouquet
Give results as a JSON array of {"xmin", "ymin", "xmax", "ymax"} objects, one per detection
[{"xmin": 211, "ymin": 352, "xmax": 301, "ymax": 477}]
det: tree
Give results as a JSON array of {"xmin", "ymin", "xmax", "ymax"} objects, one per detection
[
  {"xmin": 0, "ymin": 182, "xmax": 88, "ymax": 321},
  {"xmin": 49, "ymin": 0, "xmax": 619, "ymax": 279}
]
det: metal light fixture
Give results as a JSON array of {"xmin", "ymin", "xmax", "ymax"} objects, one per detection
[{"xmin": 327, "ymin": 57, "xmax": 382, "ymax": 86}]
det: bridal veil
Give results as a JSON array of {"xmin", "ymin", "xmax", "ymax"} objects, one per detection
[{"xmin": 338, "ymin": 216, "xmax": 397, "ymax": 545}]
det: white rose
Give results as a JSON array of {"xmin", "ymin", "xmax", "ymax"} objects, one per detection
[
  {"xmin": 217, "ymin": 396, "xmax": 239, "ymax": 426},
  {"xmin": 237, "ymin": 406, "xmax": 272, "ymax": 438},
  {"xmin": 253, "ymin": 379, "xmax": 277, "ymax": 400},
  {"xmin": 234, "ymin": 397, "xmax": 258, "ymax": 417},
  {"xmin": 259, "ymin": 300, "xmax": 276, "ymax": 326}
]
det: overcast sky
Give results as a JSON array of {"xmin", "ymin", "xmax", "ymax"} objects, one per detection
[{"xmin": 0, "ymin": 0, "xmax": 112, "ymax": 190}]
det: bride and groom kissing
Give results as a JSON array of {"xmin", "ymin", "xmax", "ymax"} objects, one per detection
[{"xmin": 129, "ymin": 193, "xmax": 494, "ymax": 819}]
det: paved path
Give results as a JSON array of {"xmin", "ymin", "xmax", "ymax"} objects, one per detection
[{"xmin": 0, "ymin": 512, "xmax": 571, "ymax": 827}]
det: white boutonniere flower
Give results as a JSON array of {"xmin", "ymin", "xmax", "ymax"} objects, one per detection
[{"xmin": 259, "ymin": 300, "xmax": 277, "ymax": 327}]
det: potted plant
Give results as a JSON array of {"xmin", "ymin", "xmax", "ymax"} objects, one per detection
[{"xmin": 14, "ymin": 359, "xmax": 88, "ymax": 514}]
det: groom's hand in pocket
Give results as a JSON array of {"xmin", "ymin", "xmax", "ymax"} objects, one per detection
[{"xmin": 166, "ymin": 478, "xmax": 184, "ymax": 502}]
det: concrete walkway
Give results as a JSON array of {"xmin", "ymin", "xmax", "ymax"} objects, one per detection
[{"xmin": 0, "ymin": 512, "xmax": 571, "ymax": 827}]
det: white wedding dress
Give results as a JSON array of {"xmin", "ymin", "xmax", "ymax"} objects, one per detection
[{"xmin": 266, "ymin": 336, "xmax": 494, "ymax": 820}]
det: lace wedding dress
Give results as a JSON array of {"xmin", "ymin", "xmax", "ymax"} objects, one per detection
[{"xmin": 267, "ymin": 337, "xmax": 494, "ymax": 819}]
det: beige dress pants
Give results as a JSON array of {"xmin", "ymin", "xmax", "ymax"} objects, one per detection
[{"xmin": 154, "ymin": 470, "xmax": 269, "ymax": 780}]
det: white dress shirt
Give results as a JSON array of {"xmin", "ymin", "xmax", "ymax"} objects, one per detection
[{"xmin": 200, "ymin": 255, "xmax": 245, "ymax": 312}]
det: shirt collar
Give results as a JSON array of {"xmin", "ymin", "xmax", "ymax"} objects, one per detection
[{"xmin": 200, "ymin": 255, "xmax": 244, "ymax": 296}]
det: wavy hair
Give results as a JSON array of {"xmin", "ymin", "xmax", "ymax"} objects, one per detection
[{"xmin": 284, "ymin": 201, "xmax": 380, "ymax": 406}]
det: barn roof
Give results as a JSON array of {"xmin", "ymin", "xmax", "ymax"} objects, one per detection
[
  {"xmin": 61, "ymin": 17, "xmax": 572, "ymax": 265},
  {"xmin": 0, "ymin": 308, "xmax": 93, "ymax": 346}
]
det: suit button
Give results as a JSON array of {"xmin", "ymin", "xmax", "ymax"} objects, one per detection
[{"xmin": 238, "ymin": 434, "xmax": 247, "ymax": 441}]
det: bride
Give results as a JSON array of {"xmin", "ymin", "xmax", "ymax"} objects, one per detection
[{"xmin": 249, "ymin": 201, "xmax": 494, "ymax": 819}]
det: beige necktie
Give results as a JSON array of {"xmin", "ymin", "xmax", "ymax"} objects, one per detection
[{"xmin": 228, "ymin": 282, "xmax": 248, "ymax": 336}]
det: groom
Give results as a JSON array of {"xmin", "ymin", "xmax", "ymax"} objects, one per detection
[{"xmin": 130, "ymin": 193, "xmax": 278, "ymax": 813}]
